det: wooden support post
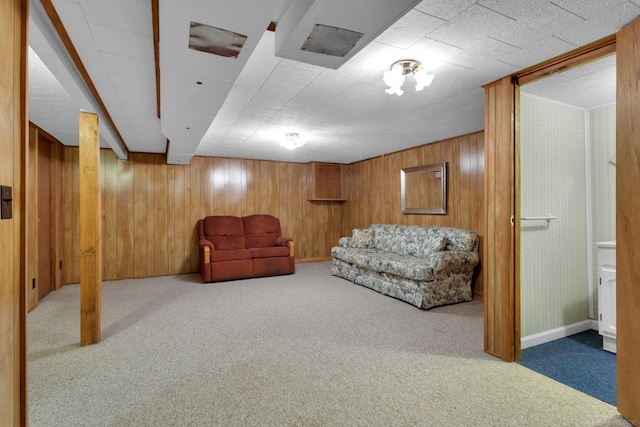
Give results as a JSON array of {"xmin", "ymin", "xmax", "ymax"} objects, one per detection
[{"xmin": 79, "ymin": 112, "xmax": 102, "ymax": 346}]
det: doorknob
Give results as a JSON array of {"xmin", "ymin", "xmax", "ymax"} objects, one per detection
[{"xmin": 1, "ymin": 185, "xmax": 13, "ymax": 219}]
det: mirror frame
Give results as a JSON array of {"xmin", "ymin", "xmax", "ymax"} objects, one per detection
[{"xmin": 400, "ymin": 162, "xmax": 447, "ymax": 214}]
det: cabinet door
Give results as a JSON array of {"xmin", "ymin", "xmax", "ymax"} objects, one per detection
[{"xmin": 599, "ymin": 251, "xmax": 616, "ymax": 338}]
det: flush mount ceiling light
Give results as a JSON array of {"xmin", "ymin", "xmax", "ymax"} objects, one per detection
[
  {"xmin": 383, "ymin": 59, "xmax": 434, "ymax": 96},
  {"xmin": 281, "ymin": 133, "xmax": 305, "ymax": 150}
]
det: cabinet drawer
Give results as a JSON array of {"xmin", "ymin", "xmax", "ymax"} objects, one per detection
[{"xmin": 598, "ymin": 247, "xmax": 616, "ymax": 268}]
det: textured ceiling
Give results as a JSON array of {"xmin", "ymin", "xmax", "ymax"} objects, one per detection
[{"xmin": 28, "ymin": 0, "xmax": 637, "ymax": 164}]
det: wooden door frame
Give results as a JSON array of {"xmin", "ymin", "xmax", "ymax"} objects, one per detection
[
  {"xmin": 483, "ymin": 35, "xmax": 617, "ymax": 362},
  {"xmin": 484, "ymin": 28, "xmax": 640, "ymax": 423}
]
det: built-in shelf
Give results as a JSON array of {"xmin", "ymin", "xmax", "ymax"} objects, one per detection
[{"xmin": 307, "ymin": 162, "xmax": 347, "ymax": 202}]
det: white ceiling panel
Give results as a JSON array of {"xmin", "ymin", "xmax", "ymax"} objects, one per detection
[
  {"xmin": 29, "ymin": 0, "xmax": 636, "ymax": 165},
  {"xmin": 90, "ymin": 24, "xmax": 154, "ymax": 60},
  {"xmin": 414, "ymin": 0, "xmax": 478, "ymax": 21},
  {"xmin": 101, "ymin": 53, "xmax": 154, "ymax": 78},
  {"xmin": 80, "ymin": 0, "xmax": 152, "ymax": 35},
  {"xmin": 555, "ymin": 2, "xmax": 640, "ymax": 46},
  {"xmin": 51, "ymin": 0, "xmax": 91, "ymax": 36}
]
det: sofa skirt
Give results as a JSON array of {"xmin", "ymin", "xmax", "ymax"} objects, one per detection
[{"xmin": 331, "ymin": 257, "xmax": 472, "ymax": 310}]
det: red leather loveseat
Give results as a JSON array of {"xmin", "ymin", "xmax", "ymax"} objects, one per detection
[{"xmin": 198, "ymin": 214, "xmax": 295, "ymax": 282}]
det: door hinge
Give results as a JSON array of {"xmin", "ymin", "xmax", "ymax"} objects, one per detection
[
  {"xmin": 510, "ymin": 215, "xmax": 515, "ymax": 226},
  {"xmin": 600, "ymin": 313, "xmax": 602, "ymax": 321},
  {"xmin": 599, "ymin": 277, "xmax": 601, "ymax": 285}
]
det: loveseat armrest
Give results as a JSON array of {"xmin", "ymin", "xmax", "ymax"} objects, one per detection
[
  {"xmin": 275, "ymin": 236, "xmax": 295, "ymax": 257},
  {"xmin": 199, "ymin": 239, "xmax": 215, "ymax": 264},
  {"xmin": 427, "ymin": 251, "xmax": 479, "ymax": 275},
  {"xmin": 338, "ymin": 237, "xmax": 352, "ymax": 248}
]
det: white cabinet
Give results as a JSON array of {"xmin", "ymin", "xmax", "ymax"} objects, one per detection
[{"xmin": 597, "ymin": 241, "xmax": 616, "ymax": 353}]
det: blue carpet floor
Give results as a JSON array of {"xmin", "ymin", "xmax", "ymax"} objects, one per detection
[{"xmin": 518, "ymin": 330, "xmax": 617, "ymax": 406}]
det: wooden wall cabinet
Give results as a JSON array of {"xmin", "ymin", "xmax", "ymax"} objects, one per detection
[{"xmin": 307, "ymin": 162, "xmax": 346, "ymax": 201}]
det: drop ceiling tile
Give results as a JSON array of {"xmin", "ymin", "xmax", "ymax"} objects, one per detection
[
  {"xmin": 498, "ymin": 35, "xmax": 576, "ymax": 68},
  {"xmin": 554, "ymin": 2, "xmax": 640, "ymax": 46},
  {"xmin": 478, "ymin": 0, "xmax": 584, "ymax": 32},
  {"xmin": 446, "ymin": 37, "xmax": 519, "ymax": 69},
  {"xmin": 426, "ymin": 4, "xmax": 521, "ymax": 49},
  {"xmin": 67, "ymin": 33, "xmax": 102, "ymax": 61},
  {"xmin": 551, "ymin": 0, "xmax": 628, "ymax": 19},
  {"xmin": 52, "ymin": 0, "xmax": 91, "ymax": 36},
  {"xmin": 101, "ymin": 53, "xmax": 154, "ymax": 78},
  {"xmin": 80, "ymin": 0, "xmax": 152, "ymax": 35},
  {"xmin": 375, "ymin": 9, "xmax": 446, "ymax": 49},
  {"xmin": 90, "ymin": 24, "xmax": 154, "ymax": 60},
  {"xmin": 414, "ymin": 0, "xmax": 479, "ymax": 20}
]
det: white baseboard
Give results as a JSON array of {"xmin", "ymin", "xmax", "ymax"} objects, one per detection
[{"xmin": 521, "ymin": 319, "xmax": 599, "ymax": 350}]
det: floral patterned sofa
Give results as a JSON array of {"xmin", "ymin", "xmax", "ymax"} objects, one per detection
[{"xmin": 331, "ymin": 224, "xmax": 479, "ymax": 309}]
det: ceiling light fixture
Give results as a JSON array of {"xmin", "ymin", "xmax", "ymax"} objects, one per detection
[
  {"xmin": 281, "ymin": 133, "xmax": 305, "ymax": 150},
  {"xmin": 383, "ymin": 59, "xmax": 434, "ymax": 96}
]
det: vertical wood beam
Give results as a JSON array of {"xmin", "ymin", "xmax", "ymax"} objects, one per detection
[
  {"xmin": 616, "ymin": 17, "xmax": 640, "ymax": 425},
  {"xmin": 79, "ymin": 112, "xmax": 102, "ymax": 346},
  {"xmin": 0, "ymin": 0, "xmax": 28, "ymax": 424},
  {"xmin": 483, "ymin": 77, "xmax": 517, "ymax": 362}
]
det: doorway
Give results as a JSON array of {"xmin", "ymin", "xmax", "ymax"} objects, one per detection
[
  {"xmin": 517, "ymin": 55, "xmax": 616, "ymax": 404},
  {"xmin": 37, "ymin": 134, "xmax": 53, "ymax": 300}
]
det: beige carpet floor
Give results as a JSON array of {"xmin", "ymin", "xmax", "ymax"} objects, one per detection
[{"xmin": 28, "ymin": 262, "xmax": 630, "ymax": 426}]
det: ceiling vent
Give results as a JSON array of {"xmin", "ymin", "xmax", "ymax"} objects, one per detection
[
  {"xmin": 188, "ymin": 21, "xmax": 247, "ymax": 58},
  {"xmin": 275, "ymin": 0, "xmax": 421, "ymax": 69},
  {"xmin": 300, "ymin": 24, "xmax": 364, "ymax": 58}
]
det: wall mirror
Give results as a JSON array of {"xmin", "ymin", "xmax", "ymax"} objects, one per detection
[{"xmin": 401, "ymin": 162, "xmax": 447, "ymax": 214}]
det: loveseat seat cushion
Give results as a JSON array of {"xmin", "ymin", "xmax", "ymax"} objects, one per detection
[
  {"xmin": 210, "ymin": 249, "xmax": 253, "ymax": 262},
  {"xmin": 204, "ymin": 216, "xmax": 246, "ymax": 250},
  {"xmin": 243, "ymin": 214, "xmax": 282, "ymax": 248},
  {"xmin": 331, "ymin": 247, "xmax": 434, "ymax": 281},
  {"xmin": 249, "ymin": 246, "xmax": 290, "ymax": 259}
]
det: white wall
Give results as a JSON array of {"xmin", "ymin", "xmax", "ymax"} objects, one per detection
[
  {"xmin": 520, "ymin": 97, "xmax": 617, "ymax": 340},
  {"xmin": 589, "ymin": 105, "xmax": 616, "ymax": 317},
  {"xmin": 520, "ymin": 95, "xmax": 589, "ymax": 337}
]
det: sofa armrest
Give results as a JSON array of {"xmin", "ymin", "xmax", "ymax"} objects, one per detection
[
  {"xmin": 427, "ymin": 251, "xmax": 479, "ymax": 274},
  {"xmin": 338, "ymin": 237, "xmax": 352, "ymax": 248},
  {"xmin": 199, "ymin": 239, "xmax": 215, "ymax": 264}
]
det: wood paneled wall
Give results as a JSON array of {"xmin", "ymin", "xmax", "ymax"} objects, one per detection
[
  {"xmin": 27, "ymin": 124, "xmax": 65, "ymax": 312},
  {"xmin": 342, "ymin": 131, "xmax": 485, "ymax": 296},
  {"xmin": 63, "ymin": 150, "xmax": 344, "ymax": 283},
  {"xmin": 0, "ymin": 0, "xmax": 28, "ymax": 424}
]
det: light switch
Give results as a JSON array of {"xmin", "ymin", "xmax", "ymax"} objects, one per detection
[{"xmin": 1, "ymin": 185, "xmax": 13, "ymax": 219}]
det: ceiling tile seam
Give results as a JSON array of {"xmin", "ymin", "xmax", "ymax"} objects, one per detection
[
  {"xmin": 549, "ymin": 1, "xmax": 589, "ymax": 20},
  {"xmin": 485, "ymin": 35, "xmax": 524, "ymax": 50},
  {"xmin": 79, "ymin": 6, "xmax": 153, "ymax": 37},
  {"xmin": 550, "ymin": 34, "xmax": 579, "ymax": 48},
  {"xmin": 422, "ymin": 36, "xmax": 467, "ymax": 51},
  {"xmin": 410, "ymin": 8, "xmax": 447, "ymax": 25},
  {"xmin": 476, "ymin": 3, "xmax": 518, "ymax": 21}
]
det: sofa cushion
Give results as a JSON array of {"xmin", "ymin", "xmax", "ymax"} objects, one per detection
[
  {"xmin": 249, "ymin": 246, "xmax": 290, "ymax": 259},
  {"xmin": 243, "ymin": 214, "xmax": 281, "ymax": 248},
  {"xmin": 204, "ymin": 216, "xmax": 246, "ymax": 250},
  {"xmin": 331, "ymin": 247, "xmax": 434, "ymax": 281},
  {"xmin": 420, "ymin": 235, "xmax": 447, "ymax": 257},
  {"xmin": 371, "ymin": 224, "xmax": 398, "ymax": 252},
  {"xmin": 350, "ymin": 228, "xmax": 375, "ymax": 249},
  {"xmin": 210, "ymin": 249, "xmax": 253, "ymax": 262}
]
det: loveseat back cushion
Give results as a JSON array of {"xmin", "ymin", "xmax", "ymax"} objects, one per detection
[
  {"xmin": 203, "ymin": 216, "xmax": 246, "ymax": 250},
  {"xmin": 243, "ymin": 214, "xmax": 282, "ymax": 248}
]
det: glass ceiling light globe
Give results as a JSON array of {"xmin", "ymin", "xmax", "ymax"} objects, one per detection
[
  {"xmin": 383, "ymin": 59, "xmax": 434, "ymax": 95},
  {"xmin": 280, "ymin": 133, "xmax": 305, "ymax": 150},
  {"xmin": 383, "ymin": 65, "xmax": 405, "ymax": 96},
  {"xmin": 413, "ymin": 68, "xmax": 435, "ymax": 91}
]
